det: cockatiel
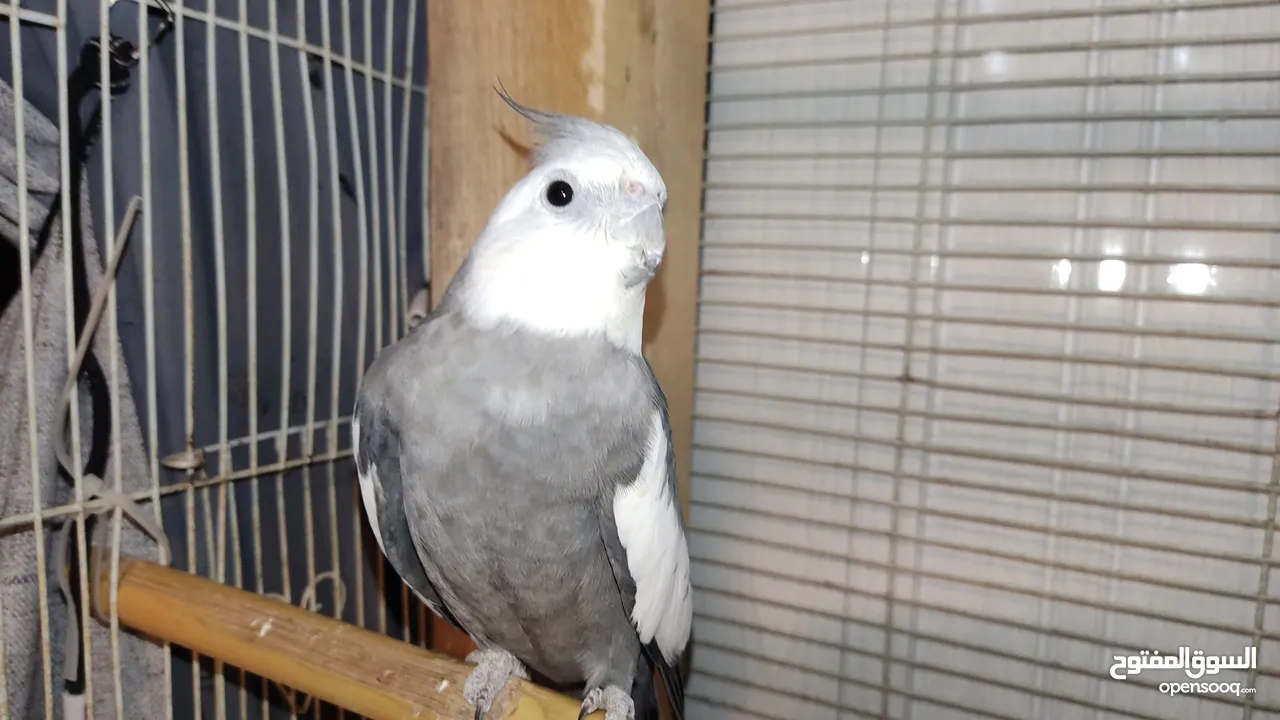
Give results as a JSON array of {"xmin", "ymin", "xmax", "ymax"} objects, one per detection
[{"xmin": 351, "ymin": 90, "xmax": 692, "ymax": 720}]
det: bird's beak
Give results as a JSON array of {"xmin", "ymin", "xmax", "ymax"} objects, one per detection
[{"xmin": 617, "ymin": 201, "xmax": 665, "ymax": 287}]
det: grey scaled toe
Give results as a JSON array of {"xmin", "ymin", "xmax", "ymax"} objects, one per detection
[
  {"xmin": 463, "ymin": 647, "xmax": 530, "ymax": 720},
  {"xmin": 578, "ymin": 685, "xmax": 634, "ymax": 720}
]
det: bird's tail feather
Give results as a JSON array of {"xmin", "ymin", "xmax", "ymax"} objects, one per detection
[
  {"xmin": 631, "ymin": 647, "xmax": 661, "ymax": 720},
  {"xmin": 640, "ymin": 640, "xmax": 685, "ymax": 720}
]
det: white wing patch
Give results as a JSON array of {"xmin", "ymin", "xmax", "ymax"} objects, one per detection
[
  {"xmin": 351, "ymin": 415, "xmax": 387, "ymax": 557},
  {"xmin": 612, "ymin": 411, "xmax": 692, "ymax": 664}
]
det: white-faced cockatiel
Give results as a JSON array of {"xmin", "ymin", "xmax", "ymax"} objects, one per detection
[{"xmin": 351, "ymin": 90, "xmax": 692, "ymax": 720}]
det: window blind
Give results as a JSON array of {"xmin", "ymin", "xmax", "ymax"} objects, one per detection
[{"xmin": 690, "ymin": 1, "xmax": 1280, "ymax": 718}]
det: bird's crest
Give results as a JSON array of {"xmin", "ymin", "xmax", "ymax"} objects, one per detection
[{"xmin": 494, "ymin": 82, "xmax": 639, "ymax": 168}]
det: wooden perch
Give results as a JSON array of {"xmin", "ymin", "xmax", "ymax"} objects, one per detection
[{"xmin": 90, "ymin": 552, "xmax": 586, "ymax": 720}]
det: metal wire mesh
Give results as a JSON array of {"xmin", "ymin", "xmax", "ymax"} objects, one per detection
[
  {"xmin": 7, "ymin": 0, "xmax": 1279, "ymax": 719},
  {"xmin": 0, "ymin": 0, "xmax": 428, "ymax": 718},
  {"xmin": 690, "ymin": 1, "xmax": 1280, "ymax": 719}
]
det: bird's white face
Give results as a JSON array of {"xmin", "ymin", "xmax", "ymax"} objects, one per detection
[{"xmin": 453, "ymin": 103, "xmax": 668, "ymax": 353}]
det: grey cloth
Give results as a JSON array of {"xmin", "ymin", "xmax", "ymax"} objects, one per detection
[{"xmin": 0, "ymin": 76, "xmax": 167, "ymax": 720}]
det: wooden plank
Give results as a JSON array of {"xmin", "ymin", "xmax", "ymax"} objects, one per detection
[
  {"xmin": 637, "ymin": 4, "xmax": 712, "ymax": 711},
  {"xmin": 424, "ymin": 0, "xmax": 711, "ymax": 709},
  {"xmin": 91, "ymin": 552, "xmax": 585, "ymax": 720},
  {"xmin": 644, "ymin": 0, "xmax": 712, "ymax": 524}
]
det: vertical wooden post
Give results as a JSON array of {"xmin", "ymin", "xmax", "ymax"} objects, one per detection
[
  {"xmin": 425, "ymin": 0, "xmax": 711, "ymax": 706},
  {"xmin": 643, "ymin": 0, "xmax": 712, "ymax": 526}
]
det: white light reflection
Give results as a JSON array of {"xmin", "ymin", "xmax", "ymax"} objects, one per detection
[
  {"xmin": 1098, "ymin": 258, "xmax": 1127, "ymax": 292},
  {"xmin": 1172, "ymin": 46, "xmax": 1191, "ymax": 71},
  {"xmin": 1167, "ymin": 262, "xmax": 1216, "ymax": 295},
  {"xmin": 1052, "ymin": 258, "xmax": 1072, "ymax": 288},
  {"xmin": 983, "ymin": 50, "xmax": 1009, "ymax": 77},
  {"xmin": 861, "ymin": 251, "xmax": 870, "ymax": 265}
]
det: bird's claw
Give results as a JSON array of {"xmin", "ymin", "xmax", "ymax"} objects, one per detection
[
  {"xmin": 463, "ymin": 648, "xmax": 528, "ymax": 719},
  {"xmin": 578, "ymin": 685, "xmax": 634, "ymax": 720}
]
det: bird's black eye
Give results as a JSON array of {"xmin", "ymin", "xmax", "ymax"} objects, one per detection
[{"xmin": 546, "ymin": 180, "xmax": 574, "ymax": 207}]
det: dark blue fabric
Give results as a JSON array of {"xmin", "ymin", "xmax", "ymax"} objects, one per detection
[{"xmin": 0, "ymin": 1, "xmax": 429, "ymax": 716}]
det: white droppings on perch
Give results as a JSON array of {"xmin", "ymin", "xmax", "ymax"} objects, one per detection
[
  {"xmin": 436, "ymin": 679, "xmax": 449, "ymax": 693},
  {"xmin": 258, "ymin": 618, "xmax": 273, "ymax": 637}
]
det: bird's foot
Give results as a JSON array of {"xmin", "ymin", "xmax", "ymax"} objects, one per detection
[
  {"xmin": 578, "ymin": 685, "xmax": 633, "ymax": 720},
  {"xmin": 463, "ymin": 648, "xmax": 529, "ymax": 720}
]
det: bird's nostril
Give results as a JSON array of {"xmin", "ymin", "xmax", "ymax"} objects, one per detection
[{"xmin": 626, "ymin": 179, "xmax": 644, "ymax": 196}]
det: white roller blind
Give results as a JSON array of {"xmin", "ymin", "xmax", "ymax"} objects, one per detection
[{"xmin": 689, "ymin": 1, "xmax": 1280, "ymax": 718}]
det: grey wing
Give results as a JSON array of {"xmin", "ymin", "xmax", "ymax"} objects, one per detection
[
  {"xmin": 598, "ymin": 374, "xmax": 692, "ymax": 720},
  {"xmin": 352, "ymin": 392, "xmax": 464, "ymax": 630}
]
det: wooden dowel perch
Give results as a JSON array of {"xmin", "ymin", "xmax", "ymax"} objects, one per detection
[{"xmin": 90, "ymin": 552, "xmax": 586, "ymax": 720}]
